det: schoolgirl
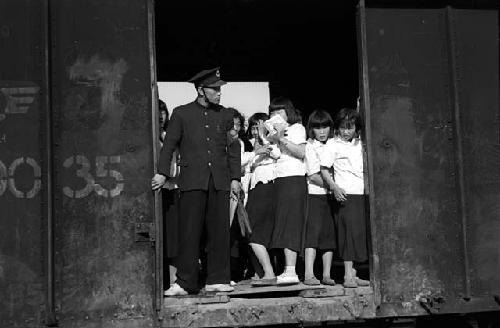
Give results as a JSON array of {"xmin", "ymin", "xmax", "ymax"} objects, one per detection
[
  {"xmin": 231, "ymin": 109, "xmax": 254, "ymax": 205},
  {"xmin": 245, "ymin": 112, "xmax": 282, "ymax": 286},
  {"xmin": 320, "ymin": 108, "xmax": 370, "ymax": 288},
  {"xmin": 266, "ymin": 97, "xmax": 307, "ymax": 285},
  {"xmin": 303, "ymin": 110, "xmax": 336, "ymax": 286},
  {"xmin": 158, "ymin": 102, "xmax": 180, "ymax": 290}
]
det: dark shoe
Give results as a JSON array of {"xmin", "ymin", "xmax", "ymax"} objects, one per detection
[
  {"xmin": 303, "ymin": 276, "xmax": 321, "ymax": 286},
  {"xmin": 352, "ymin": 268, "xmax": 370, "ymax": 286},
  {"xmin": 343, "ymin": 277, "xmax": 357, "ymax": 288},
  {"xmin": 321, "ymin": 277, "xmax": 336, "ymax": 286},
  {"xmin": 355, "ymin": 277, "xmax": 370, "ymax": 286},
  {"xmin": 251, "ymin": 277, "xmax": 277, "ymax": 287}
]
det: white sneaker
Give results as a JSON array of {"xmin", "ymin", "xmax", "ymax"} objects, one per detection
[
  {"xmin": 164, "ymin": 283, "xmax": 188, "ymax": 297},
  {"xmin": 276, "ymin": 272, "xmax": 300, "ymax": 285},
  {"xmin": 205, "ymin": 284, "xmax": 234, "ymax": 293},
  {"xmin": 230, "ymin": 280, "xmax": 237, "ymax": 286}
]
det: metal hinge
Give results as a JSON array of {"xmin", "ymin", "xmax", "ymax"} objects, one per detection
[{"xmin": 135, "ymin": 222, "xmax": 155, "ymax": 243}]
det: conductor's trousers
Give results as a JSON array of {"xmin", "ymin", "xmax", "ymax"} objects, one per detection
[{"xmin": 175, "ymin": 175, "xmax": 230, "ymax": 292}]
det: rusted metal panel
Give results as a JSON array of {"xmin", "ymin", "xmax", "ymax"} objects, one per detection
[
  {"xmin": 451, "ymin": 10, "xmax": 500, "ymax": 297},
  {"xmin": 49, "ymin": 0, "xmax": 156, "ymax": 326},
  {"xmin": 361, "ymin": 7, "xmax": 500, "ymax": 317},
  {"xmin": 362, "ymin": 8, "xmax": 466, "ymax": 312},
  {"xmin": 0, "ymin": 1, "xmax": 47, "ymax": 327}
]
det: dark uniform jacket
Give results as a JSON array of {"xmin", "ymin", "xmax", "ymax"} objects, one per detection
[{"xmin": 158, "ymin": 100, "xmax": 241, "ymax": 191}]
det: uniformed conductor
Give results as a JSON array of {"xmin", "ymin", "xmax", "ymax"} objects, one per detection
[{"xmin": 151, "ymin": 67, "xmax": 241, "ymax": 296}]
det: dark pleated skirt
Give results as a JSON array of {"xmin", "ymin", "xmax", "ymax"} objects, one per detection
[
  {"xmin": 162, "ymin": 188, "xmax": 180, "ymax": 258},
  {"xmin": 246, "ymin": 182, "xmax": 276, "ymax": 248},
  {"xmin": 333, "ymin": 194, "xmax": 368, "ymax": 262},
  {"xmin": 271, "ymin": 176, "xmax": 307, "ymax": 252},
  {"xmin": 305, "ymin": 194, "xmax": 336, "ymax": 250}
]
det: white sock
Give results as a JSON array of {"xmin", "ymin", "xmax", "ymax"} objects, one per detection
[{"xmin": 285, "ymin": 266, "xmax": 296, "ymax": 275}]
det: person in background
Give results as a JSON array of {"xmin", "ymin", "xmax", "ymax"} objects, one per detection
[
  {"xmin": 303, "ymin": 110, "xmax": 336, "ymax": 286},
  {"xmin": 320, "ymin": 108, "xmax": 370, "ymax": 288},
  {"xmin": 245, "ymin": 112, "xmax": 281, "ymax": 286},
  {"xmin": 266, "ymin": 97, "xmax": 307, "ymax": 286},
  {"xmin": 230, "ymin": 108, "xmax": 253, "ymax": 205},
  {"xmin": 152, "ymin": 67, "xmax": 241, "ymax": 296},
  {"xmin": 159, "ymin": 99, "xmax": 169, "ymax": 143},
  {"xmin": 157, "ymin": 97, "xmax": 181, "ymax": 290}
]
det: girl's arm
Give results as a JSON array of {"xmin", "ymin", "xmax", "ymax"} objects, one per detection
[
  {"xmin": 320, "ymin": 166, "xmax": 347, "ymax": 202},
  {"xmin": 308, "ymin": 172, "xmax": 325, "ymax": 187},
  {"xmin": 278, "ymin": 137, "xmax": 305, "ymax": 159}
]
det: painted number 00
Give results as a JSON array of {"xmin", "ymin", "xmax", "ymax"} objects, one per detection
[
  {"xmin": 0, "ymin": 157, "xmax": 41, "ymax": 198},
  {"xmin": 63, "ymin": 155, "xmax": 124, "ymax": 198}
]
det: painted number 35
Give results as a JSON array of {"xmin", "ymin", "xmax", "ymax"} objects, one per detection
[
  {"xmin": 0, "ymin": 155, "xmax": 124, "ymax": 199},
  {"xmin": 63, "ymin": 155, "xmax": 124, "ymax": 198}
]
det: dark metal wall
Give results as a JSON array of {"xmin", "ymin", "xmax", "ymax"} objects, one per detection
[
  {"xmin": 1, "ymin": 0, "xmax": 157, "ymax": 327},
  {"xmin": 49, "ymin": 0, "xmax": 157, "ymax": 326},
  {"xmin": 452, "ymin": 10, "xmax": 500, "ymax": 297},
  {"xmin": 360, "ymin": 7, "xmax": 500, "ymax": 316},
  {"xmin": 0, "ymin": 1, "xmax": 48, "ymax": 327}
]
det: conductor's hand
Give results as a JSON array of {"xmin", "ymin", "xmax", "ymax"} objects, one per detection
[
  {"xmin": 151, "ymin": 174, "xmax": 167, "ymax": 191},
  {"xmin": 331, "ymin": 184, "xmax": 347, "ymax": 202},
  {"xmin": 231, "ymin": 180, "xmax": 241, "ymax": 199}
]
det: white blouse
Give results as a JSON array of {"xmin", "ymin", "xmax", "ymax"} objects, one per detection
[
  {"xmin": 320, "ymin": 137, "xmax": 364, "ymax": 195},
  {"xmin": 305, "ymin": 139, "xmax": 328, "ymax": 195},
  {"xmin": 275, "ymin": 123, "xmax": 307, "ymax": 178},
  {"xmin": 249, "ymin": 142, "xmax": 281, "ymax": 190}
]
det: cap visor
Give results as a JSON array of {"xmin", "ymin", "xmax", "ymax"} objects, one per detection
[{"xmin": 205, "ymin": 80, "xmax": 227, "ymax": 87}]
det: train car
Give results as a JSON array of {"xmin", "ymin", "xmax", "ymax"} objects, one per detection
[{"xmin": 0, "ymin": 0, "xmax": 498, "ymax": 327}]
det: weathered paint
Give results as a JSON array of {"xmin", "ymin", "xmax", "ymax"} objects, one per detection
[
  {"xmin": 49, "ymin": 0, "xmax": 156, "ymax": 326},
  {"xmin": 361, "ymin": 7, "xmax": 500, "ymax": 316},
  {"xmin": 0, "ymin": 1, "xmax": 47, "ymax": 327}
]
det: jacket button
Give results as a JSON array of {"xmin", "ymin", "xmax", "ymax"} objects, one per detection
[
  {"xmin": 208, "ymin": 150, "xmax": 211, "ymax": 154},
  {"xmin": 205, "ymin": 125, "xmax": 209, "ymax": 128},
  {"xmin": 206, "ymin": 137, "xmax": 210, "ymax": 141},
  {"xmin": 208, "ymin": 162, "xmax": 212, "ymax": 166},
  {"xmin": 204, "ymin": 112, "xmax": 208, "ymax": 116}
]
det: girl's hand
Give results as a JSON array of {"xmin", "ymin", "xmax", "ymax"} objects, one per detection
[
  {"xmin": 274, "ymin": 123, "xmax": 287, "ymax": 136},
  {"xmin": 331, "ymin": 185, "xmax": 347, "ymax": 202},
  {"xmin": 266, "ymin": 132, "xmax": 281, "ymax": 144},
  {"xmin": 254, "ymin": 146, "xmax": 271, "ymax": 156}
]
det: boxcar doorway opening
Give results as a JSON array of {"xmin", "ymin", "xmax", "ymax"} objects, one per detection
[{"xmin": 153, "ymin": 0, "xmax": 371, "ymax": 299}]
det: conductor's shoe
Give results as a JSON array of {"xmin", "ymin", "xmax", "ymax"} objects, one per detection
[
  {"xmin": 205, "ymin": 284, "xmax": 234, "ymax": 293},
  {"xmin": 164, "ymin": 283, "xmax": 188, "ymax": 297}
]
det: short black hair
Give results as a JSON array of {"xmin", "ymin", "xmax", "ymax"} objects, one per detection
[
  {"xmin": 159, "ymin": 99, "xmax": 169, "ymax": 129},
  {"xmin": 159, "ymin": 99, "xmax": 168, "ymax": 112},
  {"xmin": 306, "ymin": 109, "xmax": 334, "ymax": 139},
  {"xmin": 228, "ymin": 107, "xmax": 253, "ymax": 151},
  {"xmin": 333, "ymin": 108, "xmax": 363, "ymax": 136},
  {"xmin": 246, "ymin": 112, "xmax": 269, "ymax": 140},
  {"xmin": 268, "ymin": 96, "xmax": 302, "ymax": 125}
]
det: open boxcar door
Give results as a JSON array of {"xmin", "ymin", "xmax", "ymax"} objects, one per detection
[
  {"xmin": 0, "ymin": 1, "xmax": 49, "ymax": 326},
  {"xmin": 358, "ymin": 5, "xmax": 500, "ymax": 316},
  {"xmin": 49, "ymin": 0, "xmax": 161, "ymax": 326}
]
